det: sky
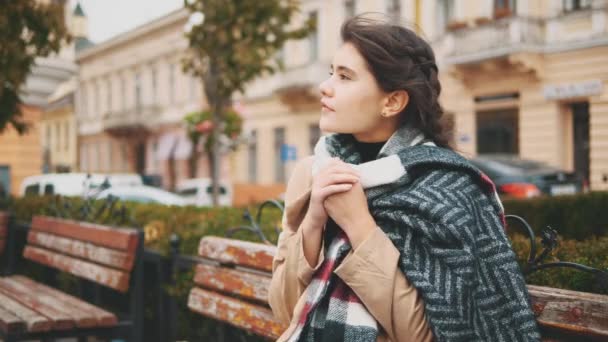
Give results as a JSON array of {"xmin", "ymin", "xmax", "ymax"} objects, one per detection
[{"xmin": 71, "ymin": 0, "xmax": 184, "ymax": 43}]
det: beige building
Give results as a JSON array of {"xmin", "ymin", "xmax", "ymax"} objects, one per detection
[
  {"xmin": 75, "ymin": 9, "xmax": 227, "ymax": 190},
  {"xmin": 39, "ymin": 3, "xmax": 92, "ymax": 174},
  {"xmin": 233, "ymin": 0, "xmax": 608, "ymax": 192},
  {"xmin": 43, "ymin": 78, "xmax": 78, "ymax": 173}
]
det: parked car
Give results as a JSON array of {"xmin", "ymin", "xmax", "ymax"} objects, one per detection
[
  {"xmin": 469, "ymin": 154, "xmax": 583, "ymax": 198},
  {"xmin": 96, "ymin": 185, "xmax": 187, "ymax": 206},
  {"xmin": 20, "ymin": 173, "xmax": 143, "ymax": 197},
  {"xmin": 175, "ymin": 178, "xmax": 233, "ymax": 207}
]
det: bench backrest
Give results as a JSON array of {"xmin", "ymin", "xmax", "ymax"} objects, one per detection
[
  {"xmin": 0, "ymin": 211, "xmax": 7, "ymax": 256},
  {"xmin": 188, "ymin": 236, "xmax": 286, "ymax": 339},
  {"xmin": 189, "ymin": 236, "xmax": 608, "ymax": 340},
  {"xmin": 24, "ymin": 215, "xmax": 141, "ymax": 293}
]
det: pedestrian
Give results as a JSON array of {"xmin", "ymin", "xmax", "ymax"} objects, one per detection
[{"xmin": 268, "ymin": 14, "xmax": 540, "ymax": 342}]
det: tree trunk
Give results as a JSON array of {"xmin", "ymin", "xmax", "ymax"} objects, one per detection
[
  {"xmin": 210, "ymin": 101, "xmax": 222, "ymax": 206},
  {"xmin": 188, "ymin": 146, "xmax": 198, "ymax": 179},
  {"xmin": 204, "ymin": 60, "xmax": 223, "ymax": 207}
]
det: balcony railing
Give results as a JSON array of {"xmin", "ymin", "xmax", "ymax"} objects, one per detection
[
  {"xmin": 441, "ymin": 16, "xmax": 544, "ymax": 65},
  {"xmin": 243, "ymin": 61, "xmax": 329, "ymax": 100},
  {"xmin": 101, "ymin": 105, "xmax": 161, "ymax": 135},
  {"xmin": 439, "ymin": 7, "xmax": 608, "ymax": 65}
]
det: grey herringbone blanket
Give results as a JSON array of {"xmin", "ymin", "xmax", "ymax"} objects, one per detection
[{"xmin": 297, "ymin": 126, "xmax": 540, "ymax": 341}]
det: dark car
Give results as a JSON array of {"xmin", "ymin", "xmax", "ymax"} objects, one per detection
[{"xmin": 469, "ymin": 154, "xmax": 583, "ymax": 199}]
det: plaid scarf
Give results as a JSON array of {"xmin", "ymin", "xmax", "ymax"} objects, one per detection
[{"xmin": 289, "ymin": 126, "xmax": 540, "ymax": 342}]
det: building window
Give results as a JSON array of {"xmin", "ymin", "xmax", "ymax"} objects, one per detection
[
  {"xmin": 106, "ymin": 141, "xmax": 113, "ymax": 172},
  {"xmin": 94, "ymin": 82, "xmax": 99, "ymax": 117},
  {"xmin": 308, "ymin": 11, "xmax": 319, "ymax": 62},
  {"xmin": 344, "ymin": 0, "xmax": 356, "ymax": 18},
  {"xmin": 386, "ymin": 0, "xmax": 401, "ymax": 23},
  {"xmin": 309, "ymin": 123, "xmax": 321, "ymax": 155},
  {"xmin": 121, "ymin": 75, "xmax": 127, "ymax": 110},
  {"xmin": 274, "ymin": 127, "xmax": 286, "ymax": 183},
  {"xmin": 135, "ymin": 72, "xmax": 142, "ymax": 110},
  {"xmin": 121, "ymin": 144, "xmax": 129, "ymax": 171},
  {"xmin": 169, "ymin": 63, "xmax": 175, "ymax": 104},
  {"xmin": 79, "ymin": 86, "xmax": 87, "ymax": 118},
  {"xmin": 438, "ymin": 0, "xmax": 456, "ymax": 33},
  {"xmin": 64, "ymin": 121, "xmax": 69, "ymax": 151},
  {"xmin": 563, "ymin": 0, "xmax": 592, "ymax": 12},
  {"xmin": 248, "ymin": 130, "xmax": 257, "ymax": 183},
  {"xmin": 55, "ymin": 122, "xmax": 60, "ymax": 152},
  {"xmin": 90, "ymin": 143, "xmax": 98, "ymax": 171},
  {"xmin": 494, "ymin": 0, "xmax": 516, "ymax": 18},
  {"xmin": 106, "ymin": 78, "xmax": 112, "ymax": 113},
  {"xmin": 46, "ymin": 124, "xmax": 51, "ymax": 148},
  {"xmin": 151, "ymin": 66, "xmax": 158, "ymax": 101},
  {"xmin": 476, "ymin": 108, "xmax": 519, "ymax": 155},
  {"xmin": 80, "ymin": 143, "xmax": 88, "ymax": 171}
]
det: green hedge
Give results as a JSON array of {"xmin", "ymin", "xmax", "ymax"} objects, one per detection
[
  {"xmin": 4, "ymin": 195, "xmax": 282, "ymax": 254},
  {"xmin": 509, "ymin": 233, "xmax": 607, "ymax": 294},
  {"xmin": 2, "ymin": 194, "xmax": 607, "ymax": 294},
  {"xmin": 502, "ymin": 191, "xmax": 608, "ymax": 240}
]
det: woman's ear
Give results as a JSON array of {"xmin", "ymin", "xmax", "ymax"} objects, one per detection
[{"xmin": 382, "ymin": 90, "xmax": 409, "ymax": 118}]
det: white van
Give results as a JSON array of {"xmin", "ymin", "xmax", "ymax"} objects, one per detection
[
  {"xmin": 19, "ymin": 173, "xmax": 143, "ymax": 198},
  {"xmin": 175, "ymin": 178, "xmax": 232, "ymax": 207}
]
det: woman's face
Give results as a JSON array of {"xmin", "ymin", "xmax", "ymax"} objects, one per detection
[{"xmin": 319, "ymin": 42, "xmax": 390, "ymax": 141}]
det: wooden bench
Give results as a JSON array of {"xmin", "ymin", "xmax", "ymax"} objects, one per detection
[
  {"xmin": 0, "ymin": 211, "xmax": 7, "ymax": 257},
  {"xmin": 187, "ymin": 236, "xmax": 287, "ymax": 340},
  {"xmin": 0, "ymin": 215, "xmax": 144, "ymax": 342},
  {"xmin": 186, "ymin": 236, "xmax": 608, "ymax": 341}
]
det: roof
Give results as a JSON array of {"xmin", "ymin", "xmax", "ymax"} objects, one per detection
[
  {"xmin": 75, "ymin": 37, "xmax": 95, "ymax": 52},
  {"xmin": 73, "ymin": 2, "xmax": 85, "ymax": 17},
  {"xmin": 76, "ymin": 7, "xmax": 187, "ymax": 61}
]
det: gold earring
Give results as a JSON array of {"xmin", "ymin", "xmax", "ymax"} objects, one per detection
[{"xmin": 381, "ymin": 112, "xmax": 388, "ymax": 117}]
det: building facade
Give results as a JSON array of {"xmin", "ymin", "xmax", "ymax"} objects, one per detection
[
  {"xmin": 75, "ymin": 9, "xmax": 230, "ymax": 190},
  {"xmin": 232, "ymin": 0, "xmax": 608, "ymax": 191},
  {"xmin": 43, "ymin": 78, "xmax": 78, "ymax": 173},
  {"xmin": 431, "ymin": 0, "xmax": 608, "ymax": 191},
  {"xmin": 0, "ymin": 0, "xmax": 79, "ymax": 195}
]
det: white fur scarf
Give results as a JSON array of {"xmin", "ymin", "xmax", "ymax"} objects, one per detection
[{"xmin": 311, "ymin": 133, "xmax": 434, "ymax": 189}]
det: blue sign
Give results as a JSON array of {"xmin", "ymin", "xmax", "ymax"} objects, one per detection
[{"xmin": 280, "ymin": 144, "xmax": 297, "ymax": 162}]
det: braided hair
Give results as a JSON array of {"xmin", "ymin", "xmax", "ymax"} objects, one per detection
[{"xmin": 341, "ymin": 15, "xmax": 453, "ymax": 149}]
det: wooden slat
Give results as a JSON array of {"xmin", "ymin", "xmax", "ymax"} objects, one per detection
[
  {"xmin": 528, "ymin": 285, "xmax": 608, "ymax": 339},
  {"xmin": 23, "ymin": 246, "xmax": 130, "ymax": 292},
  {"xmin": 0, "ymin": 277, "xmax": 96, "ymax": 328},
  {"xmin": 0, "ymin": 305, "xmax": 25, "ymax": 334},
  {"xmin": 0, "ymin": 211, "xmax": 8, "ymax": 228},
  {"xmin": 28, "ymin": 231, "xmax": 134, "ymax": 271},
  {"xmin": 193, "ymin": 264, "xmax": 271, "ymax": 303},
  {"xmin": 31, "ymin": 215, "xmax": 139, "ymax": 253},
  {"xmin": 0, "ymin": 281, "xmax": 74, "ymax": 330},
  {"xmin": 0, "ymin": 291, "xmax": 51, "ymax": 332},
  {"xmin": 0, "ymin": 211, "xmax": 6, "ymax": 255},
  {"xmin": 10, "ymin": 275, "xmax": 117, "ymax": 327},
  {"xmin": 198, "ymin": 236, "xmax": 276, "ymax": 272},
  {"xmin": 0, "ymin": 211, "xmax": 7, "ymax": 239},
  {"xmin": 188, "ymin": 287, "xmax": 286, "ymax": 339}
]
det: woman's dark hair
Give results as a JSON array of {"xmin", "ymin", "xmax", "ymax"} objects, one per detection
[{"xmin": 341, "ymin": 14, "xmax": 453, "ymax": 149}]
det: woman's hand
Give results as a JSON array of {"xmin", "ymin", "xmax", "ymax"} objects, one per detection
[
  {"xmin": 301, "ymin": 158, "xmax": 360, "ymax": 267},
  {"xmin": 324, "ymin": 178, "xmax": 376, "ymax": 249},
  {"xmin": 305, "ymin": 158, "xmax": 361, "ymax": 230}
]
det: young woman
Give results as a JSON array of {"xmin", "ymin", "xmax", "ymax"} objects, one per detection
[{"xmin": 269, "ymin": 15, "xmax": 540, "ymax": 342}]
